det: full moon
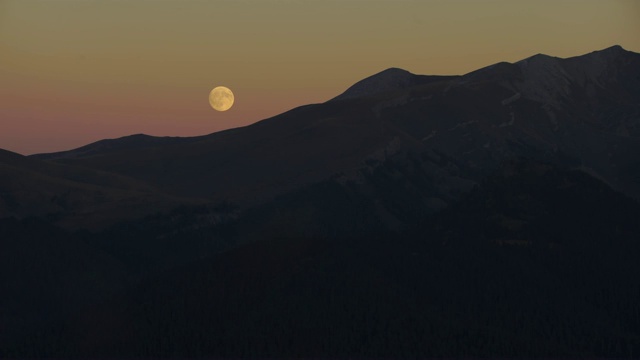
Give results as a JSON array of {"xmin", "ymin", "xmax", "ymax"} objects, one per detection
[{"xmin": 209, "ymin": 86, "xmax": 234, "ymax": 111}]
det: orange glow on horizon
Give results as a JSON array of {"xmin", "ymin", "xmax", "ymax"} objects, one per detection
[{"xmin": 1, "ymin": 0, "xmax": 638, "ymax": 155}]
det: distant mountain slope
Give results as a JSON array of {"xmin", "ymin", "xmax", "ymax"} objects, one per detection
[
  {"xmin": 32, "ymin": 103, "xmax": 407, "ymax": 204},
  {"xmin": 32, "ymin": 133, "xmax": 202, "ymax": 161},
  {"xmin": 26, "ymin": 45, "xmax": 640, "ymax": 215},
  {"xmin": 0, "ymin": 149, "xmax": 198, "ymax": 229}
]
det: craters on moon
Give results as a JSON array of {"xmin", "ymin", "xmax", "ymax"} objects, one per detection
[{"xmin": 209, "ymin": 86, "xmax": 234, "ymax": 111}]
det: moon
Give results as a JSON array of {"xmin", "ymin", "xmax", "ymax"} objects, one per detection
[{"xmin": 209, "ymin": 86, "xmax": 234, "ymax": 111}]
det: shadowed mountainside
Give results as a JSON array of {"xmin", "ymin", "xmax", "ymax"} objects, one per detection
[
  {"xmin": 3, "ymin": 158, "xmax": 639, "ymax": 357},
  {"xmin": 0, "ymin": 148, "xmax": 200, "ymax": 229}
]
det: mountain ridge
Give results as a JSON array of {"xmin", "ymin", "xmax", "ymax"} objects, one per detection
[
  {"xmin": 11, "ymin": 44, "xmax": 640, "ymax": 228},
  {"xmin": 31, "ymin": 45, "xmax": 637, "ymax": 159}
]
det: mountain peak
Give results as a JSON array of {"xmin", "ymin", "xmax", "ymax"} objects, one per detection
[
  {"xmin": 516, "ymin": 52, "xmax": 560, "ymax": 66},
  {"xmin": 331, "ymin": 67, "xmax": 417, "ymax": 101},
  {"xmin": 375, "ymin": 67, "xmax": 414, "ymax": 76},
  {"xmin": 599, "ymin": 44, "xmax": 625, "ymax": 53},
  {"xmin": 330, "ymin": 67, "xmax": 458, "ymax": 102},
  {"xmin": 567, "ymin": 44, "xmax": 634, "ymax": 62}
]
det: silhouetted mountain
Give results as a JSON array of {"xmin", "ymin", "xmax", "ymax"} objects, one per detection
[
  {"xmin": 30, "ymin": 45, "xmax": 640, "ymax": 219},
  {"xmin": 330, "ymin": 67, "xmax": 457, "ymax": 101},
  {"xmin": 32, "ymin": 133, "xmax": 202, "ymax": 161}
]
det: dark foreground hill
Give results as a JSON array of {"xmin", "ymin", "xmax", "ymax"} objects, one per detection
[
  {"xmin": 2, "ymin": 159, "xmax": 640, "ymax": 357},
  {"xmin": 2, "ymin": 45, "xmax": 640, "ymax": 357},
  {"xmin": 114, "ymin": 160, "xmax": 640, "ymax": 358}
]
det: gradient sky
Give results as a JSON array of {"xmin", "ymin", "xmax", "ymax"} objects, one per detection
[{"xmin": 1, "ymin": 0, "xmax": 639, "ymax": 155}]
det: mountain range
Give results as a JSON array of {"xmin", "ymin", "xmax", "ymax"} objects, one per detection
[
  {"xmin": 2, "ymin": 45, "xmax": 637, "ymax": 229},
  {"xmin": 1, "ymin": 45, "xmax": 640, "ymax": 357}
]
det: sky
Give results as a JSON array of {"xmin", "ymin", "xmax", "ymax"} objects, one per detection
[{"xmin": 1, "ymin": 0, "xmax": 639, "ymax": 155}]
